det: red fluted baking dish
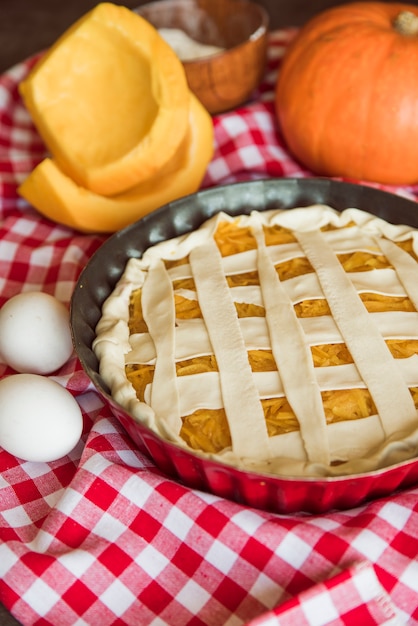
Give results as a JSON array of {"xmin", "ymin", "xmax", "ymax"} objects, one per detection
[{"xmin": 70, "ymin": 178, "xmax": 418, "ymax": 514}]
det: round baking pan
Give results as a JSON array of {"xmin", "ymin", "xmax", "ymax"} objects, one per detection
[{"xmin": 70, "ymin": 177, "xmax": 418, "ymax": 513}]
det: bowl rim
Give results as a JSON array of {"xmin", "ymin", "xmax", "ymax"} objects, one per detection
[{"xmin": 134, "ymin": 0, "xmax": 270, "ymax": 61}]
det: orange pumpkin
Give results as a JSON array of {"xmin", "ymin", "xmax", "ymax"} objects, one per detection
[{"xmin": 275, "ymin": 2, "xmax": 418, "ymax": 185}]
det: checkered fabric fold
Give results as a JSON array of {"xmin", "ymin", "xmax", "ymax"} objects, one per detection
[{"xmin": 1, "ymin": 30, "xmax": 418, "ymax": 626}]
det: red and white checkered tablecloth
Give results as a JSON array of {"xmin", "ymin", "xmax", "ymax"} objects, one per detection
[{"xmin": 1, "ymin": 29, "xmax": 418, "ymax": 626}]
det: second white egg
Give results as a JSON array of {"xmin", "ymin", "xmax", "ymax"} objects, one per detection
[{"xmin": 0, "ymin": 373, "xmax": 83, "ymax": 463}]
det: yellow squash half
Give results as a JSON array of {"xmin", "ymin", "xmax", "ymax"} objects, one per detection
[
  {"xmin": 19, "ymin": 3, "xmax": 191, "ymax": 196},
  {"xmin": 18, "ymin": 94, "xmax": 213, "ymax": 233}
]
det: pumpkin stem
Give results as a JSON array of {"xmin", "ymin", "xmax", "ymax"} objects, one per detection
[{"xmin": 393, "ymin": 10, "xmax": 418, "ymax": 36}]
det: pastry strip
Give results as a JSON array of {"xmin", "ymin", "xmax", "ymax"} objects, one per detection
[
  {"xmin": 252, "ymin": 224, "xmax": 329, "ymax": 465},
  {"xmin": 377, "ymin": 238, "xmax": 418, "ymax": 309},
  {"xmin": 126, "ymin": 311, "xmax": 418, "ymax": 365},
  {"xmin": 189, "ymin": 240, "xmax": 271, "ymax": 459},
  {"xmin": 140, "ymin": 258, "xmax": 181, "ymax": 438}
]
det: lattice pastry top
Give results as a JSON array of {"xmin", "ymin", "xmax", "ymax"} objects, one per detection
[{"xmin": 94, "ymin": 205, "xmax": 418, "ymax": 476}]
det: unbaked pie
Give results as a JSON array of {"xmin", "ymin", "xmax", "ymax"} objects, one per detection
[{"xmin": 93, "ymin": 205, "xmax": 418, "ymax": 476}]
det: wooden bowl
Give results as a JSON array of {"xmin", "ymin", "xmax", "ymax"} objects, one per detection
[{"xmin": 135, "ymin": 0, "xmax": 269, "ymax": 114}]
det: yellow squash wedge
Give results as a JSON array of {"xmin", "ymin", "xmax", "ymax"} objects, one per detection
[
  {"xmin": 18, "ymin": 94, "xmax": 213, "ymax": 233},
  {"xmin": 19, "ymin": 3, "xmax": 190, "ymax": 196}
]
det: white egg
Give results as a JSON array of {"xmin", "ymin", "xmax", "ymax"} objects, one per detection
[
  {"xmin": 0, "ymin": 373, "xmax": 83, "ymax": 462},
  {"xmin": 0, "ymin": 291, "xmax": 73, "ymax": 374}
]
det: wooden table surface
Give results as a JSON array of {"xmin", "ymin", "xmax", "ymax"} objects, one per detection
[{"xmin": 1, "ymin": 1, "xmax": 416, "ymax": 625}]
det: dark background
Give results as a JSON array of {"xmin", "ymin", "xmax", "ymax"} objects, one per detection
[
  {"xmin": 2, "ymin": 0, "xmax": 415, "ymax": 72},
  {"xmin": 1, "ymin": 0, "xmax": 417, "ymax": 624}
]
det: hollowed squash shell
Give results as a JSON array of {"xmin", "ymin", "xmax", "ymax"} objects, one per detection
[
  {"xmin": 19, "ymin": 2, "xmax": 191, "ymax": 196},
  {"xmin": 18, "ymin": 94, "xmax": 214, "ymax": 233}
]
